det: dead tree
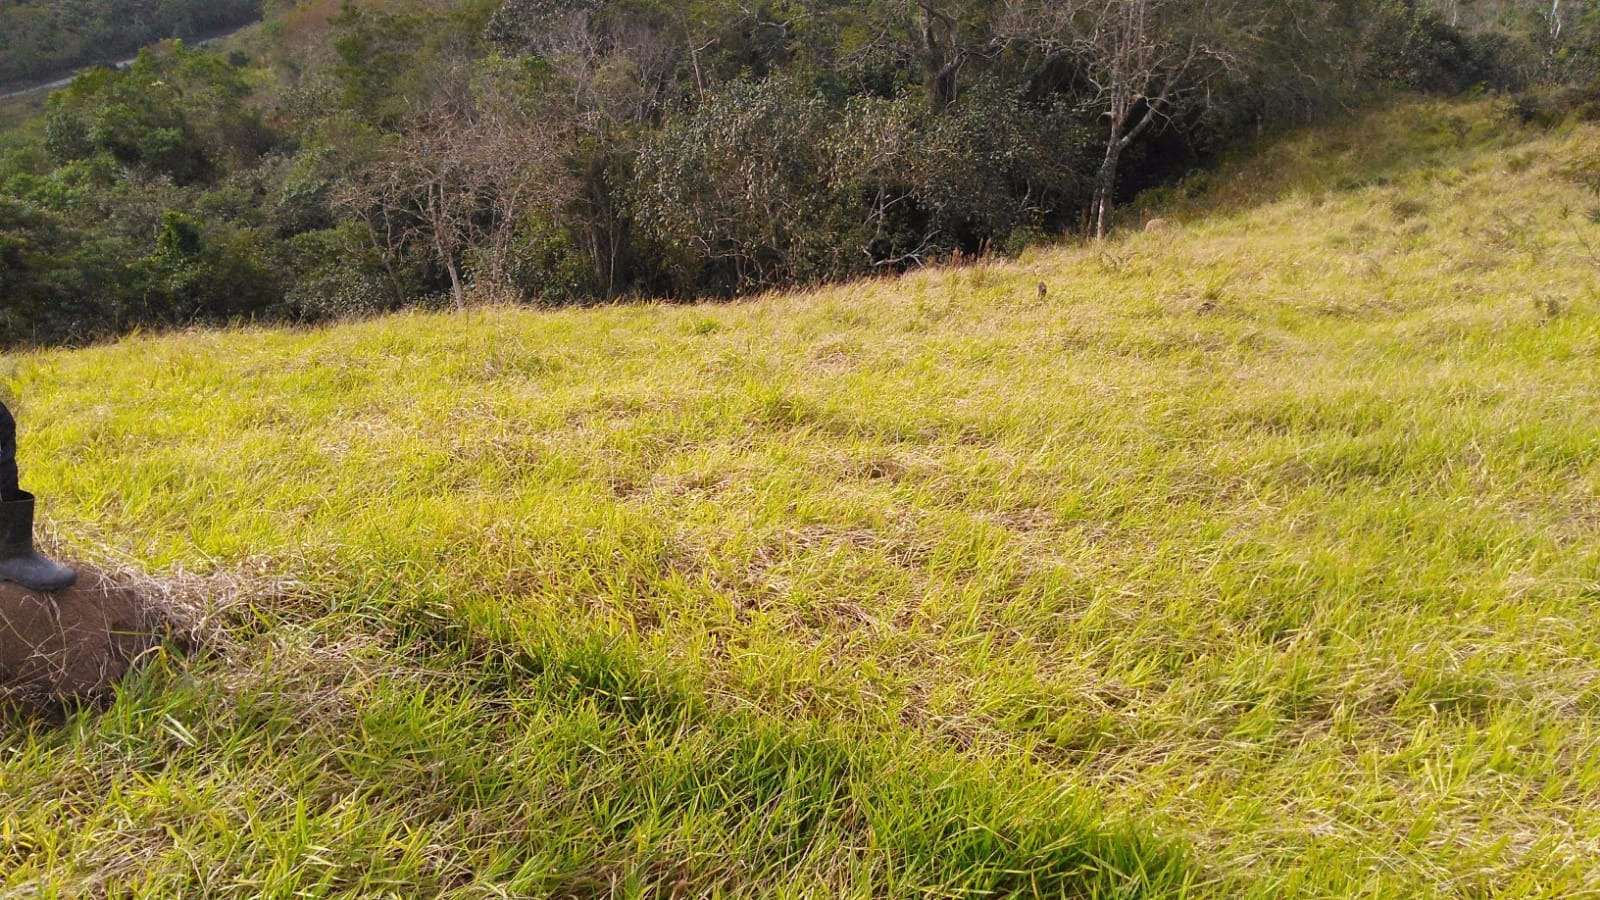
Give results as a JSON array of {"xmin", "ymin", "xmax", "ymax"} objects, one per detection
[
  {"xmin": 343, "ymin": 101, "xmax": 570, "ymax": 309},
  {"xmin": 1000, "ymin": 0, "xmax": 1249, "ymax": 238}
]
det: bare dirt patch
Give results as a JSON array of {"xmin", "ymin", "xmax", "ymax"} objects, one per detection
[{"xmin": 0, "ymin": 568, "xmax": 202, "ymax": 712}]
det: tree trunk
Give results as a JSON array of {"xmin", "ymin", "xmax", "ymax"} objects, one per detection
[
  {"xmin": 919, "ymin": 3, "xmax": 964, "ymax": 110},
  {"xmin": 1093, "ymin": 139, "xmax": 1121, "ymax": 239},
  {"xmin": 379, "ymin": 247, "xmax": 406, "ymax": 308},
  {"xmin": 444, "ymin": 254, "xmax": 466, "ymax": 310},
  {"xmin": 425, "ymin": 182, "xmax": 467, "ymax": 310},
  {"xmin": 1092, "ymin": 103, "xmax": 1161, "ymax": 239}
]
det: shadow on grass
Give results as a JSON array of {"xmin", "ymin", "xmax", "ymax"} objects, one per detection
[
  {"xmin": 385, "ymin": 605, "xmax": 1213, "ymax": 896},
  {"xmin": 0, "ymin": 588, "xmax": 1214, "ymax": 896}
]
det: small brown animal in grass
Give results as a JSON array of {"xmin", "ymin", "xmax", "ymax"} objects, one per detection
[{"xmin": 1145, "ymin": 218, "xmax": 1173, "ymax": 233}]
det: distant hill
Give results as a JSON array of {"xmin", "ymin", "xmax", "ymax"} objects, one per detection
[{"xmin": 0, "ymin": 0, "xmax": 261, "ymax": 90}]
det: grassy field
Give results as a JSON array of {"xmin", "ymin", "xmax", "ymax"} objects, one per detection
[{"xmin": 3, "ymin": 97, "xmax": 1599, "ymax": 896}]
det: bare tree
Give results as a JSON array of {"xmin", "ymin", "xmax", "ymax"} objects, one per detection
[
  {"xmin": 1000, "ymin": 0, "xmax": 1250, "ymax": 238},
  {"xmin": 470, "ymin": 76, "xmax": 577, "ymax": 293},
  {"xmin": 392, "ymin": 117, "xmax": 473, "ymax": 307},
  {"xmin": 490, "ymin": 0, "xmax": 681, "ymax": 296},
  {"xmin": 342, "ymin": 96, "xmax": 571, "ymax": 309}
]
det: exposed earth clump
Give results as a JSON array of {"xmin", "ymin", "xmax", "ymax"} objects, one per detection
[{"xmin": 0, "ymin": 569, "xmax": 180, "ymax": 714}]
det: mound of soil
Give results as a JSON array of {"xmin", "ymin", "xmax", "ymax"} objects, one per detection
[{"xmin": 0, "ymin": 570, "xmax": 166, "ymax": 708}]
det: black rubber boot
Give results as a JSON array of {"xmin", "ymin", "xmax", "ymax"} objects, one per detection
[{"xmin": 0, "ymin": 491, "xmax": 77, "ymax": 592}]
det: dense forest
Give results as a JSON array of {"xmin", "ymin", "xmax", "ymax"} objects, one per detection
[
  {"xmin": 0, "ymin": 0, "xmax": 263, "ymax": 88},
  {"xmin": 1, "ymin": 0, "xmax": 1597, "ymax": 347}
]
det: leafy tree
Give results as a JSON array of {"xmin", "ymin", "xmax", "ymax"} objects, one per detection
[
  {"xmin": 633, "ymin": 78, "xmax": 850, "ymax": 293},
  {"xmin": 0, "ymin": 198, "xmax": 117, "ymax": 344}
]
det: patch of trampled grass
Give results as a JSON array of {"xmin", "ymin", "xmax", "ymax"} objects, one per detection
[{"xmin": 4, "ymin": 97, "xmax": 1600, "ymax": 895}]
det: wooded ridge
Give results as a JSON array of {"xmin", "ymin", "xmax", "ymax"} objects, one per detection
[{"xmin": 0, "ymin": 0, "xmax": 1595, "ymax": 347}]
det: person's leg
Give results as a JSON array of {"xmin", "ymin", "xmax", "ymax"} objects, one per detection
[
  {"xmin": 0, "ymin": 401, "xmax": 19, "ymax": 501},
  {"xmin": 0, "ymin": 400, "xmax": 74, "ymax": 590}
]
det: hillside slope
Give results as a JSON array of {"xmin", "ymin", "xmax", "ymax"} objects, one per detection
[{"xmin": 4, "ymin": 98, "xmax": 1600, "ymax": 896}]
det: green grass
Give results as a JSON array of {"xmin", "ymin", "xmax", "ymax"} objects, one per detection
[{"xmin": 4, "ymin": 97, "xmax": 1600, "ymax": 896}]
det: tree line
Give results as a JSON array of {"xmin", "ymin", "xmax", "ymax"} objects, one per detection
[{"xmin": 2, "ymin": 0, "xmax": 1597, "ymax": 346}]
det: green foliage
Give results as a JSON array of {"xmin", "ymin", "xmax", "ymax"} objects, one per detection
[
  {"xmin": 0, "ymin": 41, "xmax": 306, "ymax": 343},
  {"xmin": 503, "ymin": 215, "xmax": 597, "ymax": 302},
  {"xmin": 330, "ymin": 0, "xmax": 500, "ymax": 126},
  {"xmin": 0, "ymin": 197, "xmax": 117, "ymax": 344},
  {"xmin": 136, "ymin": 211, "xmax": 281, "ymax": 324},
  {"xmin": 43, "ymin": 44, "xmax": 274, "ymax": 183},
  {"xmin": 1362, "ymin": 1, "xmax": 1525, "ymax": 93},
  {"xmin": 2, "ymin": 0, "xmax": 1598, "ymax": 346},
  {"xmin": 632, "ymin": 78, "xmax": 1094, "ymax": 294},
  {"xmin": 633, "ymin": 78, "xmax": 854, "ymax": 293}
]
